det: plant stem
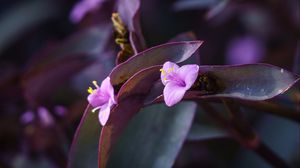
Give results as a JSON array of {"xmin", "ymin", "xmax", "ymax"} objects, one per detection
[
  {"xmin": 238, "ymin": 100, "xmax": 300, "ymax": 123},
  {"xmin": 254, "ymin": 142, "xmax": 291, "ymax": 168},
  {"xmin": 146, "ymin": 96, "xmax": 300, "ymax": 123},
  {"xmin": 198, "ymin": 101, "xmax": 291, "ymax": 168}
]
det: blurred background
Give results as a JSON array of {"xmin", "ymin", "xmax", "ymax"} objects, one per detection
[{"xmin": 0, "ymin": 0, "xmax": 299, "ymax": 167}]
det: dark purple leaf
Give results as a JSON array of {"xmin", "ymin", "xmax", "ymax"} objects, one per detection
[
  {"xmin": 169, "ymin": 31, "xmax": 198, "ymax": 42},
  {"xmin": 98, "ymin": 97, "xmax": 143, "ymax": 168},
  {"xmin": 99, "ymin": 66, "xmax": 166, "ymax": 168},
  {"xmin": 67, "ymin": 105, "xmax": 100, "ymax": 168},
  {"xmin": 169, "ymin": 31, "xmax": 201, "ymax": 65},
  {"xmin": 172, "ymin": 0, "xmax": 230, "ymax": 20},
  {"xmin": 109, "ymin": 41, "xmax": 203, "ymax": 86},
  {"xmin": 0, "ymin": 0, "xmax": 61, "ymax": 54},
  {"xmin": 191, "ymin": 64, "xmax": 300, "ymax": 100},
  {"xmin": 117, "ymin": 65, "xmax": 161, "ymax": 102},
  {"xmin": 236, "ymin": 115, "xmax": 300, "ymax": 168},
  {"xmin": 205, "ymin": 0, "xmax": 230, "ymax": 19},
  {"xmin": 25, "ymin": 26, "xmax": 110, "ymax": 69},
  {"xmin": 22, "ymin": 55, "xmax": 93, "ymax": 106},
  {"xmin": 293, "ymin": 41, "xmax": 300, "ymax": 75},
  {"xmin": 22, "ymin": 27, "xmax": 110, "ymax": 106},
  {"xmin": 117, "ymin": 0, "xmax": 146, "ymax": 52},
  {"xmin": 172, "ymin": 0, "xmax": 216, "ymax": 11},
  {"xmin": 186, "ymin": 124, "xmax": 228, "ymax": 141},
  {"xmin": 107, "ymin": 102, "xmax": 196, "ymax": 168}
]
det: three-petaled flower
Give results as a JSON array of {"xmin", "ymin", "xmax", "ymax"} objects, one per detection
[
  {"xmin": 87, "ymin": 77, "xmax": 116, "ymax": 126},
  {"xmin": 160, "ymin": 61, "xmax": 199, "ymax": 107}
]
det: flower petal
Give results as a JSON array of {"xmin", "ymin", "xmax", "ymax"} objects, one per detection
[
  {"xmin": 162, "ymin": 61, "xmax": 180, "ymax": 71},
  {"xmin": 98, "ymin": 100, "xmax": 114, "ymax": 126},
  {"xmin": 177, "ymin": 64, "xmax": 199, "ymax": 89},
  {"xmin": 100, "ymin": 77, "xmax": 116, "ymax": 104},
  {"xmin": 161, "ymin": 61, "xmax": 179, "ymax": 85},
  {"xmin": 87, "ymin": 90, "xmax": 107, "ymax": 107},
  {"xmin": 163, "ymin": 82, "xmax": 187, "ymax": 107}
]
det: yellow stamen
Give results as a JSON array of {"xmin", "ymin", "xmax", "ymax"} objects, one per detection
[
  {"xmin": 160, "ymin": 67, "xmax": 175, "ymax": 76},
  {"xmin": 92, "ymin": 80, "xmax": 99, "ymax": 88},
  {"xmin": 160, "ymin": 67, "xmax": 176, "ymax": 82},
  {"xmin": 160, "ymin": 68, "xmax": 166, "ymax": 75},
  {"xmin": 87, "ymin": 87, "xmax": 94, "ymax": 94},
  {"xmin": 167, "ymin": 67, "xmax": 174, "ymax": 73},
  {"xmin": 87, "ymin": 81, "xmax": 99, "ymax": 94}
]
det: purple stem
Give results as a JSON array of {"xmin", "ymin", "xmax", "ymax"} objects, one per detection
[
  {"xmin": 198, "ymin": 100, "xmax": 291, "ymax": 168},
  {"xmin": 147, "ymin": 96, "xmax": 300, "ymax": 123},
  {"xmin": 237, "ymin": 100, "xmax": 300, "ymax": 123}
]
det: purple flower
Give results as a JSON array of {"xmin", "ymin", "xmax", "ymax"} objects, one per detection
[
  {"xmin": 87, "ymin": 77, "xmax": 116, "ymax": 126},
  {"xmin": 160, "ymin": 61, "xmax": 199, "ymax": 107},
  {"xmin": 20, "ymin": 111, "xmax": 35, "ymax": 124},
  {"xmin": 70, "ymin": 0, "xmax": 105, "ymax": 23},
  {"xmin": 226, "ymin": 36, "xmax": 265, "ymax": 64},
  {"xmin": 38, "ymin": 107, "xmax": 54, "ymax": 127}
]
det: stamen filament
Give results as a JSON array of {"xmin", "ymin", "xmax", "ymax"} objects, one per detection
[
  {"xmin": 93, "ymin": 80, "xmax": 99, "ymax": 88},
  {"xmin": 92, "ymin": 106, "xmax": 101, "ymax": 113}
]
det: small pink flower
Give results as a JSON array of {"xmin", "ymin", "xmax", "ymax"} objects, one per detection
[
  {"xmin": 87, "ymin": 77, "xmax": 116, "ymax": 126},
  {"xmin": 70, "ymin": 0, "xmax": 104, "ymax": 23},
  {"xmin": 160, "ymin": 61, "xmax": 199, "ymax": 107}
]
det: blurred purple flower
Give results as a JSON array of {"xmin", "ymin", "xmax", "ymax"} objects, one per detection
[
  {"xmin": 226, "ymin": 36, "xmax": 265, "ymax": 64},
  {"xmin": 54, "ymin": 105, "xmax": 67, "ymax": 117},
  {"xmin": 87, "ymin": 77, "xmax": 116, "ymax": 126},
  {"xmin": 70, "ymin": 0, "xmax": 105, "ymax": 23},
  {"xmin": 160, "ymin": 61, "xmax": 199, "ymax": 107},
  {"xmin": 20, "ymin": 111, "xmax": 35, "ymax": 124},
  {"xmin": 20, "ymin": 107, "xmax": 55, "ymax": 126},
  {"xmin": 38, "ymin": 107, "xmax": 54, "ymax": 127}
]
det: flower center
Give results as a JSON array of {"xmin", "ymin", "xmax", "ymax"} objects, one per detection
[
  {"xmin": 160, "ymin": 67, "xmax": 175, "ymax": 81},
  {"xmin": 160, "ymin": 67, "xmax": 186, "ymax": 87}
]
